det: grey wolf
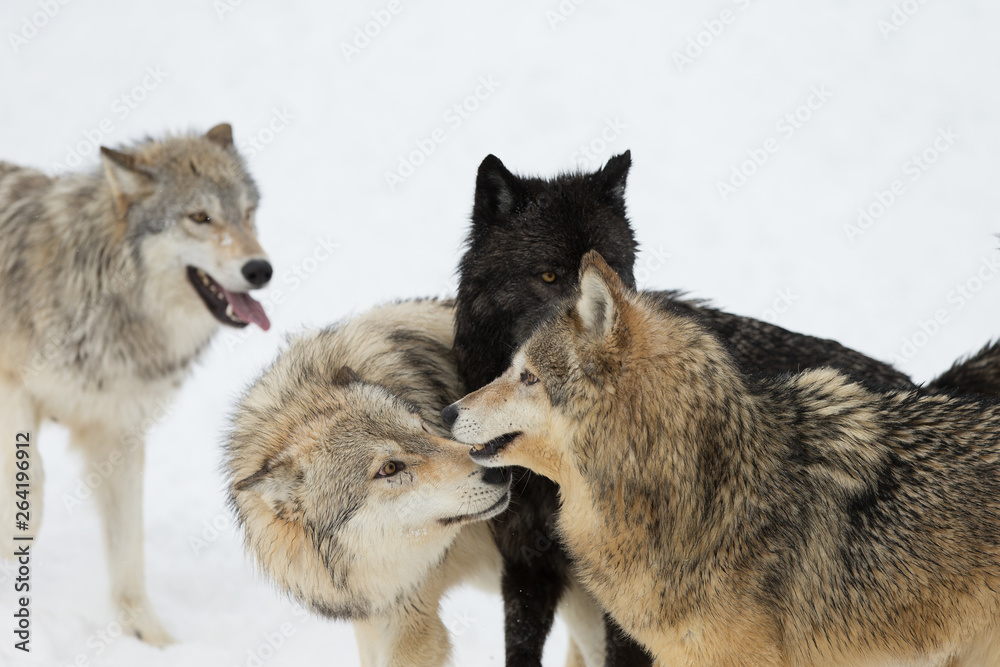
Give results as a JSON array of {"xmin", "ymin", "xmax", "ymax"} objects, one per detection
[
  {"xmin": 448, "ymin": 251, "xmax": 1000, "ymax": 666},
  {"xmin": 453, "ymin": 151, "xmax": 1000, "ymax": 666},
  {"xmin": 225, "ymin": 299, "xmax": 611, "ymax": 667},
  {"xmin": 0, "ymin": 123, "xmax": 271, "ymax": 644}
]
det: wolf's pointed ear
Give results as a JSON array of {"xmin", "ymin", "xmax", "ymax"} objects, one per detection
[
  {"xmin": 234, "ymin": 456, "xmax": 303, "ymax": 517},
  {"xmin": 474, "ymin": 154, "xmax": 526, "ymax": 222},
  {"xmin": 100, "ymin": 147, "xmax": 155, "ymax": 214},
  {"xmin": 205, "ymin": 123, "xmax": 234, "ymax": 149},
  {"xmin": 573, "ymin": 251, "xmax": 627, "ymax": 340},
  {"xmin": 598, "ymin": 150, "xmax": 631, "ymax": 204},
  {"xmin": 333, "ymin": 365, "xmax": 362, "ymax": 387}
]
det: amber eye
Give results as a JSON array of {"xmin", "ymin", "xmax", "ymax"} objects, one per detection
[
  {"xmin": 376, "ymin": 461, "xmax": 404, "ymax": 478},
  {"xmin": 541, "ymin": 271, "xmax": 557, "ymax": 283},
  {"xmin": 520, "ymin": 370, "xmax": 539, "ymax": 386},
  {"xmin": 189, "ymin": 211, "xmax": 211, "ymax": 224}
]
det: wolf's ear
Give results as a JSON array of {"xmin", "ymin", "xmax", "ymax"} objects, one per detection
[
  {"xmin": 205, "ymin": 123, "xmax": 234, "ymax": 149},
  {"xmin": 333, "ymin": 365, "xmax": 362, "ymax": 386},
  {"xmin": 234, "ymin": 456, "xmax": 303, "ymax": 517},
  {"xmin": 100, "ymin": 147, "xmax": 155, "ymax": 213},
  {"xmin": 598, "ymin": 150, "xmax": 631, "ymax": 204},
  {"xmin": 474, "ymin": 154, "xmax": 527, "ymax": 222},
  {"xmin": 573, "ymin": 251, "xmax": 627, "ymax": 340}
]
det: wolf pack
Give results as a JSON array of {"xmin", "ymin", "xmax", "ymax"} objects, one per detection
[{"xmin": 3, "ymin": 124, "xmax": 1000, "ymax": 667}]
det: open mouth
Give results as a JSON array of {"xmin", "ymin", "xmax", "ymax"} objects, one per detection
[
  {"xmin": 187, "ymin": 266, "xmax": 270, "ymax": 331},
  {"xmin": 468, "ymin": 432, "xmax": 521, "ymax": 461},
  {"xmin": 439, "ymin": 489, "xmax": 511, "ymax": 526}
]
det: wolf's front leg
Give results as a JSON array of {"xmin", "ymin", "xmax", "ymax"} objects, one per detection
[
  {"xmin": 0, "ymin": 382, "xmax": 40, "ymax": 554},
  {"xmin": 493, "ymin": 472, "xmax": 569, "ymax": 667},
  {"xmin": 74, "ymin": 425, "xmax": 174, "ymax": 646},
  {"xmin": 354, "ymin": 601, "xmax": 451, "ymax": 667}
]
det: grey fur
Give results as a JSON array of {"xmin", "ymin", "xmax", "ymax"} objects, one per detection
[{"xmin": 0, "ymin": 124, "xmax": 269, "ymax": 645}]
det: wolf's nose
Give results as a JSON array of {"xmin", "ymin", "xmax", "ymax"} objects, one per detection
[
  {"xmin": 441, "ymin": 403, "xmax": 459, "ymax": 427},
  {"xmin": 482, "ymin": 467, "xmax": 510, "ymax": 486},
  {"xmin": 242, "ymin": 259, "xmax": 273, "ymax": 287}
]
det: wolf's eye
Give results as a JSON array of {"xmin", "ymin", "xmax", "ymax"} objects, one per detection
[
  {"xmin": 520, "ymin": 370, "xmax": 539, "ymax": 386},
  {"xmin": 376, "ymin": 461, "xmax": 405, "ymax": 478},
  {"xmin": 189, "ymin": 211, "xmax": 211, "ymax": 224},
  {"xmin": 541, "ymin": 272, "xmax": 557, "ymax": 284}
]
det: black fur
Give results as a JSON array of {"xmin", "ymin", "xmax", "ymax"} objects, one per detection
[
  {"xmin": 926, "ymin": 339, "xmax": 1000, "ymax": 396},
  {"xmin": 453, "ymin": 153, "xmax": 998, "ymax": 666}
]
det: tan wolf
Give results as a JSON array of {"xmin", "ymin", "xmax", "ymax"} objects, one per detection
[
  {"xmin": 446, "ymin": 251, "xmax": 1000, "ymax": 666},
  {"xmin": 225, "ymin": 299, "xmax": 608, "ymax": 667},
  {"xmin": 0, "ymin": 124, "xmax": 271, "ymax": 644}
]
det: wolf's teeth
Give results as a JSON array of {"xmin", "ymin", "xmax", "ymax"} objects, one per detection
[
  {"xmin": 225, "ymin": 304, "xmax": 235, "ymax": 319},
  {"xmin": 472, "ymin": 443, "xmax": 485, "ymax": 452}
]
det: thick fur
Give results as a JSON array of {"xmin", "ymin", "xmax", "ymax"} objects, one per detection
[
  {"xmin": 453, "ymin": 153, "xmax": 1000, "ymax": 667},
  {"xmin": 0, "ymin": 124, "xmax": 269, "ymax": 644},
  {"xmin": 224, "ymin": 299, "xmax": 607, "ymax": 667},
  {"xmin": 451, "ymin": 252, "xmax": 1000, "ymax": 666}
]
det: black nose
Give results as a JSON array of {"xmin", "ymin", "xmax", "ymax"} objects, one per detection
[
  {"xmin": 481, "ymin": 466, "xmax": 510, "ymax": 486},
  {"xmin": 241, "ymin": 259, "xmax": 272, "ymax": 287},
  {"xmin": 441, "ymin": 403, "xmax": 459, "ymax": 427}
]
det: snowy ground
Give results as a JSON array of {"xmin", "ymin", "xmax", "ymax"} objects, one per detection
[{"xmin": 1, "ymin": 0, "xmax": 999, "ymax": 665}]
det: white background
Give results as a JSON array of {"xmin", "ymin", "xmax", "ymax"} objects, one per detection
[{"xmin": 1, "ymin": 0, "xmax": 999, "ymax": 665}]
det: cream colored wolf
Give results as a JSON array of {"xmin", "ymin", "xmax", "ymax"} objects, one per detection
[
  {"xmin": 448, "ymin": 251, "xmax": 1000, "ymax": 666},
  {"xmin": 225, "ymin": 299, "xmax": 608, "ymax": 667},
  {"xmin": 0, "ymin": 124, "xmax": 271, "ymax": 644}
]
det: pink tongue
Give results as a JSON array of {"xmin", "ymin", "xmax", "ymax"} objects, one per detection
[{"xmin": 220, "ymin": 287, "xmax": 271, "ymax": 331}]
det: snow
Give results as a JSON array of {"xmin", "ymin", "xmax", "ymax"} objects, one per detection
[{"xmin": 1, "ymin": 0, "xmax": 999, "ymax": 664}]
